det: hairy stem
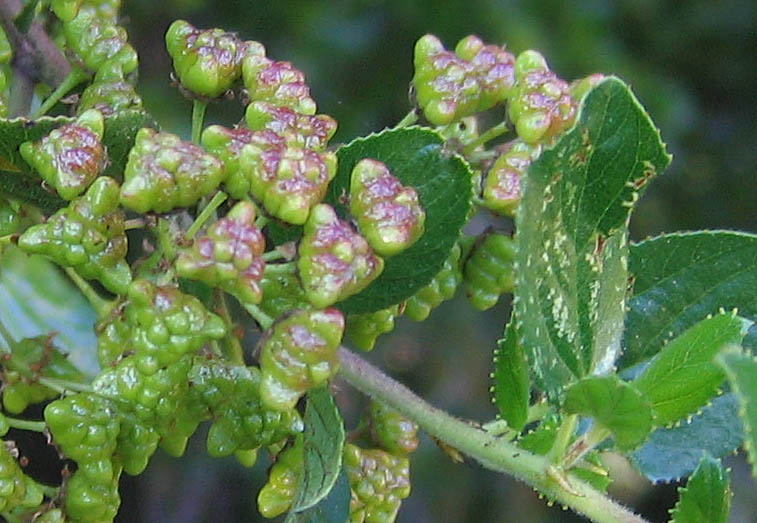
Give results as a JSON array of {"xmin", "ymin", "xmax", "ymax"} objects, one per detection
[
  {"xmin": 263, "ymin": 262, "xmax": 296, "ymax": 275},
  {"xmin": 337, "ymin": 347, "xmax": 649, "ymax": 523}
]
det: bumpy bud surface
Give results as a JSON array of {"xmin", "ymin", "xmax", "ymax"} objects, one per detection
[
  {"xmin": 344, "ymin": 443, "xmax": 411, "ymax": 523},
  {"xmin": 64, "ymin": 9, "xmax": 137, "ymax": 73},
  {"xmin": 259, "ymin": 308, "xmax": 345, "ymax": 411},
  {"xmin": 508, "ymin": 50, "xmax": 577, "ymax": 144},
  {"xmin": 201, "ymin": 125, "xmax": 262, "ymax": 185},
  {"xmin": 0, "ymin": 442, "xmax": 27, "ymax": 512},
  {"xmin": 345, "ymin": 305, "xmax": 398, "ymax": 352},
  {"xmin": 165, "ymin": 20, "xmax": 251, "ymax": 98},
  {"xmin": 463, "ymin": 232, "xmax": 516, "ymax": 310},
  {"xmin": 188, "ymin": 359, "xmax": 303, "ymax": 456},
  {"xmin": 243, "ymin": 55, "xmax": 316, "ymax": 114},
  {"xmin": 237, "ymin": 140, "xmax": 337, "ymax": 225},
  {"xmin": 413, "ymin": 34, "xmax": 515, "ymax": 125},
  {"xmin": 176, "ymin": 201, "xmax": 266, "ymax": 305},
  {"xmin": 78, "ymin": 62, "xmax": 142, "ymax": 116},
  {"xmin": 257, "ymin": 439, "xmax": 303, "ymax": 518},
  {"xmin": 369, "ymin": 401, "xmax": 419, "ymax": 456},
  {"xmin": 119, "ymin": 128, "xmax": 226, "ymax": 213},
  {"xmin": 481, "ymin": 139, "xmax": 540, "ymax": 216},
  {"xmin": 404, "ymin": 243, "xmax": 462, "ymax": 321},
  {"xmin": 258, "ymin": 271, "xmax": 311, "ymax": 320},
  {"xmin": 18, "ymin": 176, "xmax": 131, "ymax": 294},
  {"xmin": 115, "ymin": 417, "xmax": 159, "ymax": 475},
  {"xmin": 52, "ymin": 0, "xmax": 82, "ymax": 22},
  {"xmin": 350, "ymin": 159, "xmax": 425, "ymax": 257},
  {"xmin": 245, "ymin": 101, "xmax": 337, "ymax": 150},
  {"xmin": 20, "ymin": 109, "xmax": 105, "ymax": 200},
  {"xmin": 124, "ymin": 279, "xmax": 226, "ymax": 375},
  {"xmin": 298, "ymin": 204, "xmax": 384, "ymax": 308},
  {"xmin": 64, "ymin": 466, "xmax": 121, "ymax": 523}
]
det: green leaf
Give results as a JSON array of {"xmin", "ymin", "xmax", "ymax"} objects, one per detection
[
  {"xmin": 622, "ymin": 231, "xmax": 757, "ymax": 370},
  {"xmin": 101, "ymin": 110, "xmax": 159, "ymax": 177},
  {"xmin": 563, "ymin": 375, "xmax": 653, "ymax": 450},
  {"xmin": 515, "ymin": 77, "xmax": 671, "ymax": 400},
  {"xmin": 630, "ymin": 394, "xmax": 743, "ymax": 483},
  {"xmin": 492, "ymin": 317, "xmax": 529, "ymax": 431},
  {"xmin": 287, "ymin": 386, "xmax": 346, "ymax": 515},
  {"xmin": 633, "ymin": 313, "xmax": 750, "ymax": 427},
  {"xmin": 0, "ymin": 111, "xmax": 157, "ymax": 210},
  {"xmin": 286, "ymin": 470, "xmax": 350, "ymax": 523},
  {"xmin": 0, "ymin": 245, "xmax": 98, "ymax": 375},
  {"xmin": 518, "ymin": 412, "xmax": 560, "ymax": 455},
  {"xmin": 717, "ymin": 347, "xmax": 757, "ymax": 478},
  {"xmin": 325, "ymin": 127, "xmax": 472, "ymax": 313},
  {"xmin": 670, "ymin": 454, "xmax": 731, "ymax": 523},
  {"xmin": 572, "ymin": 451, "xmax": 612, "ymax": 493}
]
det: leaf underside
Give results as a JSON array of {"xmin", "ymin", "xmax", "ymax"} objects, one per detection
[
  {"xmin": 327, "ymin": 126, "xmax": 472, "ymax": 314},
  {"xmin": 630, "ymin": 394, "xmax": 743, "ymax": 483},
  {"xmin": 515, "ymin": 76, "xmax": 671, "ymax": 400},
  {"xmin": 622, "ymin": 230, "xmax": 757, "ymax": 370}
]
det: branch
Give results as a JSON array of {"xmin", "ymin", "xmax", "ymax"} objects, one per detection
[{"xmin": 337, "ymin": 346, "xmax": 649, "ymax": 523}]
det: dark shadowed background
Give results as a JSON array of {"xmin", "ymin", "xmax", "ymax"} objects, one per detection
[{"xmin": 92, "ymin": 0, "xmax": 757, "ymax": 521}]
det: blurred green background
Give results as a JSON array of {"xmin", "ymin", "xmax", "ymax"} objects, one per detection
[{"xmin": 109, "ymin": 0, "xmax": 757, "ymax": 521}]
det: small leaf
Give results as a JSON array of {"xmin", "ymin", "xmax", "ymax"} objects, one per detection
[
  {"xmin": 517, "ymin": 413, "xmax": 560, "ymax": 455},
  {"xmin": 286, "ymin": 470, "xmax": 350, "ymax": 523},
  {"xmin": 515, "ymin": 77, "xmax": 671, "ymax": 401},
  {"xmin": 493, "ymin": 317, "xmax": 529, "ymax": 431},
  {"xmin": 325, "ymin": 126, "xmax": 472, "ymax": 313},
  {"xmin": 633, "ymin": 313, "xmax": 750, "ymax": 427},
  {"xmin": 0, "ymin": 245, "xmax": 98, "ymax": 375},
  {"xmin": 670, "ymin": 453, "xmax": 731, "ymax": 523},
  {"xmin": 717, "ymin": 347, "xmax": 757, "ymax": 479},
  {"xmin": 563, "ymin": 375, "xmax": 653, "ymax": 450},
  {"xmin": 572, "ymin": 451, "xmax": 612, "ymax": 493},
  {"xmin": 630, "ymin": 394, "xmax": 743, "ymax": 483},
  {"xmin": 288, "ymin": 386, "xmax": 346, "ymax": 514},
  {"xmin": 622, "ymin": 231, "xmax": 757, "ymax": 370}
]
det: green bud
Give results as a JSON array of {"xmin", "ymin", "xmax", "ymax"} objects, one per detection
[
  {"xmin": 481, "ymin": 140, "xmax": 540, "ymax": 216},
  {"xmin": 64, "ymin": 9, "xmax": 137, "ymax": 73},
  {"xmin": 369, "ymin": 401, "xmax": 419, "ymax": 455},
  {"xmin": 52, "ymin": 0, "xmax": 83, "ymax": 22},
  {"xmin": 78, "ymin": 62, "xmax": 142, "ymax": 116},
  {"xmin": 0, "ymin": 198, "xmax": 19, "ymax": 236},
  {"xmin": 18, "ymin": 176, "xmax": 131, "ymax": 295},
  {"xmin": 165, "ymin": 20, "xmax": 252, "ymax": 98},
  {"xmin": 176, "ymin": 201, "xmax": 266, "ymax": 306},
  {"xmin": 404, "ymin": 243, "xmax": 462, "ymax": 321},
  {"xmin": 463, "ymin": 232, "xmax": 516, "ymax": 310},
  {"xmin": 257, "ymin": 439, "xmax": 303, "ymax": 518},
  {"xmin": 237, "ymin": 140, "xmax": 336, "ymax": 225},
  {"xmin": 298, "ymin": 204, "xmax": 384, "ymax": 308},
  {"xmin": 345, "ymin": 305, "xmax": 398, "ymax": 352},
  {"xmin": 242, "ymin": 54, "xmax": 316, "ymax": 114},
  {"xmin": 119, "ymin": 128, "xmax": 227, "ymax": 213},
  {"xmin": 259, "ymin": 308, "xmax": 344, "ymax": 411},
  {"xmin": 0, "ymin": 442, "xmax": 27, "ymax": 513},
  {"xmin": 350, "ymin": 159, "xmax": 425, "ymax": 257},
  {"xmin": 20, "ymin": 109, "xmax": 106, "ymax": 200},
  {"xmin": 245, "ymin": 101, "xmax": 337, "ymax": 150}
]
